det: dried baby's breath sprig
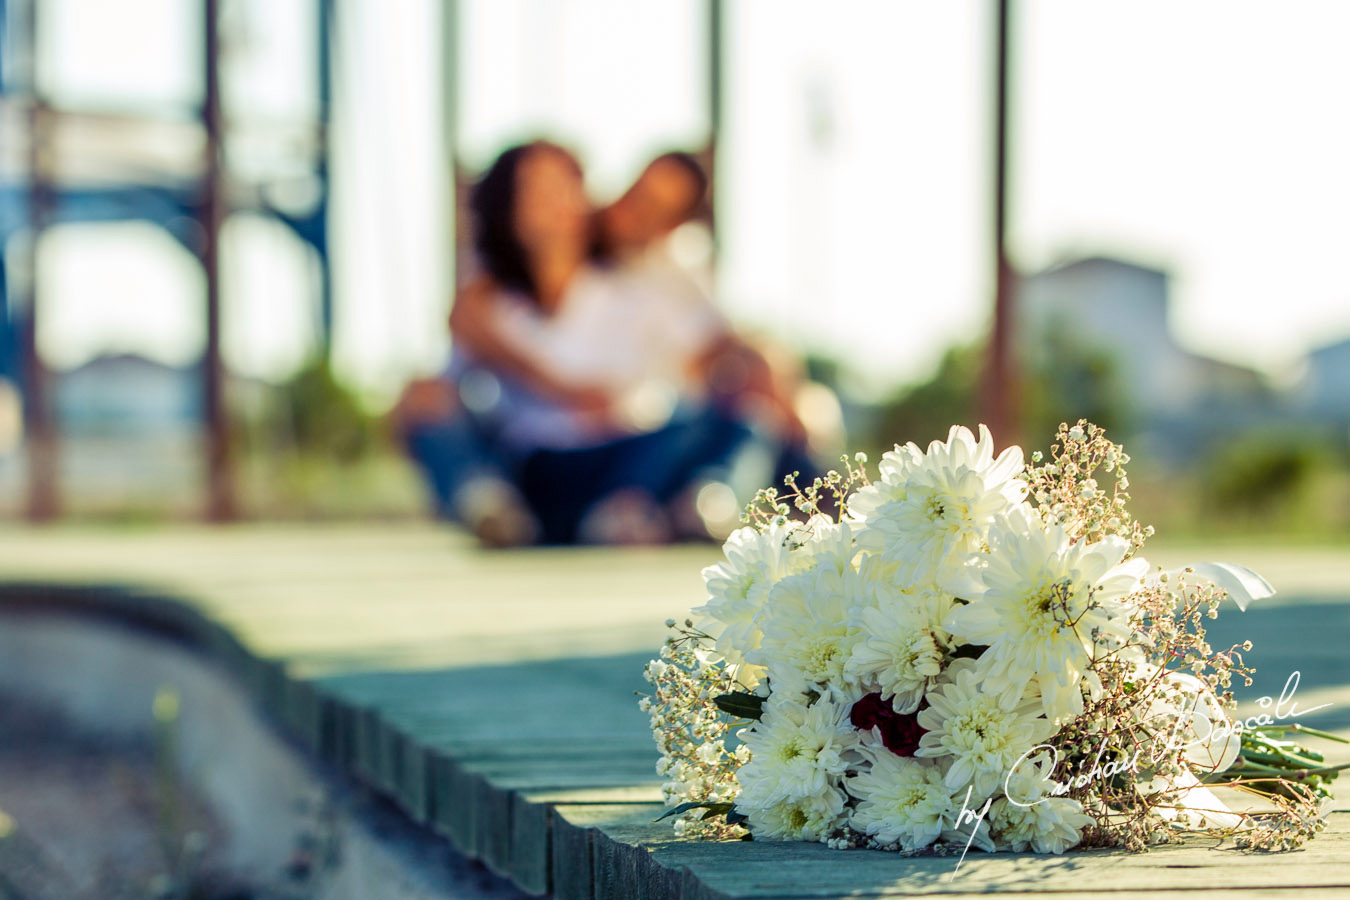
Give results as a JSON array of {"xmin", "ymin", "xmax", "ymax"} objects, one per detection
[
  {"xmin": 1053, "ymin": 558, "xmax": 1328, "ymax": 852},
  {"xmin": 1016, "ymin": 428, "xmax": 1311, "ymax": 852},
  {"xmin": 1023, "ymin": 419, "xmax": 1152, "ymax": 557},
  {"xmin": 1230, "ymin": 783, "xmax": 1328, "ymax": 851},
  {"xmin": 740, "ymin": 453, "xmax": 871, "ymax": 534},
  {"xmin": 641, "ymin": 621, "xmax": 748, "ymax": 840}
]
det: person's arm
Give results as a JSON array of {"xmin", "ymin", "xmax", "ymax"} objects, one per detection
[
  {"xmin": 692, "ymin": 332, "xmax": 806, "ymax": 440},
  {"xmin": 448, "ymin": 275, "xmax": 612, "ymax": 414}
]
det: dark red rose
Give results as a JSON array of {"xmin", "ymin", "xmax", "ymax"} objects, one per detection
[{"xmin": 850, "ymin": 692, "xmax": 927, "ymax": 757}]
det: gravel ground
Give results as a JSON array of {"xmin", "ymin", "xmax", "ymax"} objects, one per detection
[
  {"xmin": 0, "ymin": 696, "xmax": 271, "ymax": 899},
  {"xmin": 0, "ymin": 695, "xmax": 530, "ymax": 900}
]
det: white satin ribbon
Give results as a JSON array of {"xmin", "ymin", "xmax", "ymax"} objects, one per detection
[
  {"xmin": 1151, "ymin": 770, "xmax": 1244, "ymax": 831},
  {"xmin": 1149, "ymin": 562, "xmax": 1275, "ymax": 612}
]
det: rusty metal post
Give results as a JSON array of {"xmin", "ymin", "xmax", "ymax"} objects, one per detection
[
  {"xmin": 23, "ymin": 102, "xmax": 58, "ymax": 522},
  {"xmin": 22, "ymin": 0, "xmax": 58, "ymax": 521},
  {"xmin": 202, "ymin": 0, "xmax": 236, "ymax": 520},
  {"xmin": 982, "ymin": 0, "xmax": 1018, "ymax": 444}
]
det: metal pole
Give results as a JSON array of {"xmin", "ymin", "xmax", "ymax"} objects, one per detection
[
  {"xmin": 202, "ymin": 0, "xmax": 236, "ymax": 520},
  {"xmin": 317, "ymin": 0, "xmax": 333, "ymax": 359},
  {"xmin": 705, "ymin": 0, "xmax": 722, "ymax": 247},
  {"xmin": 23, "ymin": 0, "xmax": 58, "ymax": 521},
  {"xmin": 983, "ymin": 0, "xmax": 1017, "ymax": 443},
  {"xmin": 445, "ymin": 0, "xmax": 468, "ymax": 290}
]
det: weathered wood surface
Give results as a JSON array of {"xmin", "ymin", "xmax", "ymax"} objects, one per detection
[{"xmin": 0, "ymin": 524, "xmax": 1347, "ymax": 898}]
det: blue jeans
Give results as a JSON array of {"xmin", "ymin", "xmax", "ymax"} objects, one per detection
[
  {"xmin": 518, "ymin": 406, "xmax": 817, "ymax": 544},
  {"xmin": 407, "ymin": 403, "xmax": 821, "ymax": 544},
  {"xmin": 403, "ymin": 412, "xmax": 506, "ymax": 521}
]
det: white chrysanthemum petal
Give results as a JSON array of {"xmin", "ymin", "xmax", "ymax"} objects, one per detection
[
  {"xmin": 736, "ymin": 695, "xmax": 858, "ymax": 808},
  {"xmin": 989, "ymin": 752, "xmax": 1092, "ymax": 853},
  {"xmin": 944, "ymin": 509, "xmax": 1149, "ymax": 722},
  {"xmin": 693, "ymin": 522, "xmax": 797, "ymax": 665},
  {"xmin": 749, "ymin": 565, "xmax": 866, "ymax": 696},
  {"xmin": 792, "ymin": 516, "xmax": 859, "ymax": 575},
  {"xmin": 991, "ymin": 796, "xmax": 1091, "ymax": 854},
  {"xmin": 844, "ymin": 560, "xmax": 955, "ymax": 713},
  {"xmin": 741, "ymin": 783, "xmax": 847, "ymax": 842},
  {"xmin": 845, "ymin": 750, "xmax": 959, "ymax": 851},
  {"xmin": 913, "ymin": 662, "xmax": 1056, "ymax": 797},
  {"xmin": 847, "ymin": 426, "xmax": 1027, "ymax": 585}
]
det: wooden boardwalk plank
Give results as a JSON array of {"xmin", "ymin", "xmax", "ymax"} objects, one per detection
[{"xmin": 1, "ymin": 526, "xmax": 1348, "ymax": 898}]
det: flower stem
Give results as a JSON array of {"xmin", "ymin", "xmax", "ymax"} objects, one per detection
[
  {"xmin": 1287, "ymin": 761, "xmax": 1350, "ymax": 779},
  {"xmin": 1238, "ymin": 747, "xmax": 1327, "ymax": 769},
  {"xmin": 1282, "ymin": 723, "xmax": 1350, "ymax": 744}
]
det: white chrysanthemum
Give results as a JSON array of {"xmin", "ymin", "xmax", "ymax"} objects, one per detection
[
  {"xmin": 915, "ymin": 660, "xmax": 1056, "ymax": 797},
  {"xmin": 846, "ymin": 560, "xmax": 956, "ymax": 713},
  {"xmin": 694, "ymin": 522, "xmax": 796, "ymax": 666},
  {"xmin": 991, "ymin": 796, "xmax": 1092, "ymax": 853},
  {"xmin": 736, "ymin": 695, "xmax": 857, "ymax": 808},
  {"xmin": 845, "ymin": 750, "xmax": 959, "ymax": 850},
  {"xmin": 741, "ymin": 782, "xmax": 847, "ymax": 842},
  {"xmin": 943, "ymin": 504, "xmax": 1150, "ymax": 722},
  {"xmin": 848, "ymin": 425, "xmax": 1026, "ymax": 581},
  {"xmin": 789, "ymin": 516, "xmax": 859, "ymax": 576},
  {"xmin": 991, "ymin": 751, "xmax": 1091, "ymax": 854},
  {"xmin": 749, "ymin": 564, "xmax": 866, "ymax": 696}
]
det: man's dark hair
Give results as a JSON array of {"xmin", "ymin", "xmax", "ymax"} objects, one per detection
[{"xmin": 650, "ymin": 151, "xmax": 709, "ymax": 219}]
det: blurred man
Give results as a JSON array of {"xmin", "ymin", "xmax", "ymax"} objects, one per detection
[
  {"xmin": 595, "ymin": 152, "xmax": 808, "ymax": 447},
  {"xmin": 595, "ymin": 152, "xmax": 710, "ymax": 263}
]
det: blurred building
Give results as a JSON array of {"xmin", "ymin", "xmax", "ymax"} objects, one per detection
[
  {"xmin": 1300, "ymin": 338, "xmax": 1350, "ymax": 427},
  {"xmin": 56, "ymin": 354, "xmax": 200, "ymax": 436},
  {"xmin": 0, "ymin": 353, "xmax": 277, "ymax": 516},
  {"xmin": 50, "ymin": 352, "xmax": 271, "ymax": 434},
  {"xmin": 1016, "ymin": 256, "xmax": 1273, "ymax": 457}
]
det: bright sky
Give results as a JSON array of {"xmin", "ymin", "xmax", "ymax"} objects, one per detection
[{"xmin": 25, "ymin": 0, "xmax": 1350, "ymax": 403}]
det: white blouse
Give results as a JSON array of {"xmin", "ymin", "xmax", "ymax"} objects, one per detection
[{"xmin": 487, "ymin": 262, "xmax": 725, "ymax": 452}]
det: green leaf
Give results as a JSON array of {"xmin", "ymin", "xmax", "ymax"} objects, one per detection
[
  {"xmin": 714, "ymin": 691, "xmax": 767, "ymax": 721},
  {"xmin": 655, "ymin": 801, "xmax": 734, "ymax": 822}
]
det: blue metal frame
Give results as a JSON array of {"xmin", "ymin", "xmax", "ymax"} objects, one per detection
[{"xmin": 0, "ymin": 0, "xmax": 334, "ymax": 387}]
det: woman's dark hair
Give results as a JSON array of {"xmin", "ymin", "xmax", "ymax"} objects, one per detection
[{"xmin": 469, "ymin": 140, "xmax": 580, "ymax": 303}]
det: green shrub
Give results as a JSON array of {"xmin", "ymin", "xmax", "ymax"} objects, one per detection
[
  {"xmin": 865, "ymin": 332, "xmax": 1130, "ymax": 457},
  {"xmin": 1199, "ymin": 435, "xmax": 1326, "ymax": 518},
  {"xmin": 271, "ymin": 358, "xmax": 377, "ymax": 464}
]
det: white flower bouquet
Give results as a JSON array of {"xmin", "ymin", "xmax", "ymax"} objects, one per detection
[{"xmin": 642, "ymin": 421, "xmax": 1342, "ymax": 855}]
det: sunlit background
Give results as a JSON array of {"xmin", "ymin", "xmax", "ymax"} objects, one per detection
[{"xmin": 1, "ymin": 0, "xmax": 1348, "ymax": 533}]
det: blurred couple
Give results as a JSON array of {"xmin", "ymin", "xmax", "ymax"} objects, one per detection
[{"xmin": 398, "ymin": 141, "xmax": 826, "ymax": 546}]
